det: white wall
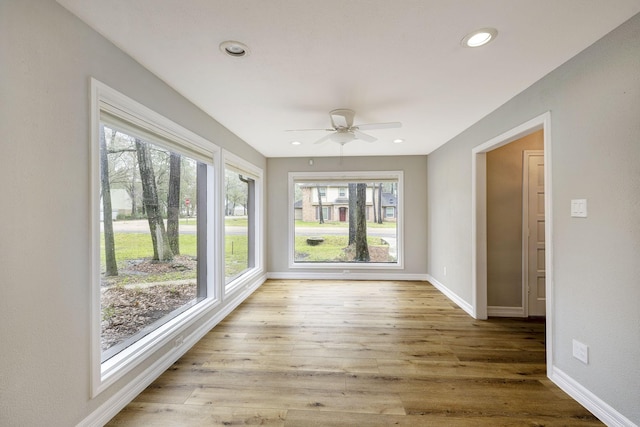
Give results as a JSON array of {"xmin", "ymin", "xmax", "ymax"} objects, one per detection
[
  {"xmin": 427, "ymin": 13, "xmax": 640, "ymax": 424},
  {"xmin": 0, "ymin": 1, "xmax": 265, "ymax": 425},
  {"xmin": 267, "ymin": 156, "xmax": 428, "ymax": 278}
]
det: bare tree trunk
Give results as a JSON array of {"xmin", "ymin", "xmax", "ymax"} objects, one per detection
[
  {"xmin": 348, "ymin": 183, "xmax": 356, "ymax": 245},
  {"xmin": 100, "ymin": 125, "xmax": 118, "ymax": 276},
  {"xmin": 377, "ymin": 182, "xmax": 383, "ymax": 224},
  {"xmin": 316, "ymin": 184, "xmax": 325, "ymax": 224},
  {"xmin": 130, "ymin": 156, "xmax": 138, "ymax": 217},
  {"xmin": 167, "ymin": 152, "xmax": 181, "ymax": 255},
  {"xmin": 355, "ymin": 183, "xmax": 370, "ymax": 261},
  {"xmin": 136, "ymin": 138, "xmax": 173, "ymax": 261},
  {"xmin": 371, "ymin": 183, "xmax": 378, "ymax": 223}
]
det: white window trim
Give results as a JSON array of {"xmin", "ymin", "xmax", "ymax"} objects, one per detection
[
  {"xmin": 288, "ymin": 170, "xmax": 404, "ymax": 270},
  {"xmin": 222, "ymin": 149, "xmax": 265, "ymax": 296},
  {"xmin": 90, "ymin": 78, "xmax": 221, "ymax": 397}
]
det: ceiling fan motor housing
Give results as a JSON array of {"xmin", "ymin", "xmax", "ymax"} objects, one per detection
[{"xmin": 330, "ymin": 108, "xmax": 355, "ymax": 129}]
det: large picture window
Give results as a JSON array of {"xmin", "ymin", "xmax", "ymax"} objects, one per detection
[
  {"xmin": 99, "ymin": 126, "xmax": 207, "ymax": 362},
  {"xmin": 289, "ymin": 171, "xmax": 403, "ymax": 268},
  {"xmin": 224, "ymin": 152, "xmax": 262, "ymax": 292},
  {"xmin": 224, "ymin": 168, "xmax": 254, "ymax": 283},
  {"xmin": 92, "ymin": 79, "xmax": 217, "ymax": 395}
]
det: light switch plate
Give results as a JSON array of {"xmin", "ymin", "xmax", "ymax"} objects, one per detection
[
  {"xmin": 572, "ymin": 339, "xmax": 589, "ymax": 364},
  {"xmin": 571, "ymin": 199, "xmax": 587, "ymax": 218}
]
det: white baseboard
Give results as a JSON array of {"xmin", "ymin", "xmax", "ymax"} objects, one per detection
[
  {"xmin": 77, "ymin": 274, "xmax": 266, "ymax": 427},
  {"xmin": 267, "ymin": 271, "xmax": 429, "ymax": 281},
  {"xmin": 550, "ymin": 366, "xmax": 637, "ymax": 427},
  {"xmin": 426, "ymin": 274, "xmax": 474, "ymax": 317},
  {"xmin": 487, "ymin": 305, "xmax": 525, "ymax": 317}
]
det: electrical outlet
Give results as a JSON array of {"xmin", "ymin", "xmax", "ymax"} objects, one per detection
[{"xmin": 572, "ymin": 339, "xmax": 589, "ymax": 364}]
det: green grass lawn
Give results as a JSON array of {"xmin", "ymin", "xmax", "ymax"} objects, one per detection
[
  {"xmin": 295, "ymin": 220, "xmax": 396, "ymax": 229},
  {"xmin": 294, "ymin": 235, "xmax": 387, "ymax": 262},
  {"xmin": 101, "ymin": 233, "xmax": 197, "ymax": 265},
  {"xmin": 178, "ymin": 217, "xmax": 249, "ymax": 227},
  {"xmin": 224, "ymin": 234, "xmax": 249, "ymax": 279},
  {"xmin": 101, "ymin": 232, "xmax": 250, "ymax": 283},
  {"xmin": 100, "ymin": 233, "xmax": 198, "ymax": 285},
  {"xmin": 102, "ymin": 217, "xmax": 391, "ymax": 282}
]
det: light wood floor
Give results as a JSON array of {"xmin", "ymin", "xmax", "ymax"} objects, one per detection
[{"xmin": 107, "ymin": 280, "xmax": 601, "ymax": 426}]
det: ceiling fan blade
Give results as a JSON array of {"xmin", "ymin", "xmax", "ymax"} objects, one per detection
[
  {"xmin": 285, "ymin": 128, "xmax": 334, "ymax": 132},
  {"xmin": 313, "ymin": 132, "xmax": 336, "ymax": 144},
  {"xmin": 353, "ymin": 130, "xmax": 377, "ymax": 142},
  {"xmin": 355, "ymin": 122, "xmax": 402, "ymax": 131}
]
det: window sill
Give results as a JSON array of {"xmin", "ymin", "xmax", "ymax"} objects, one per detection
[
  {"xmin": 224, "ymin": 267, "xmax": 265, "ymax": 297},
  {"xmin": 94, "ymin": 296, "xmax": 219, "ymax": 397},
  {"xmin": 288, "ymin": 261, "xmax": 404, "ymax": 270}
]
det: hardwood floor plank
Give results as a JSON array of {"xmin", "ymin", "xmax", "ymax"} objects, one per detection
[
  {"xmin": 108, "ymin": 402, "xmax": 287, "ymax": 426},
  {"xmin": 184, "ymin": 385, "xmax": 406, "ymax": 415},
  {"xmin": 106, "ymin": 280, "xmax": 602, "ymax": 426},
  {"xmin": 284, "ymin": 410, "xmax": 602, "ymax": 427},
  {"xmin": 202, "ymin": 354, "xmax": 380, "ymax": 374},
  {"xmin": 152, "ymin": 368, "xmax": 347, "ymax": 391},
  {"xmin": 376, "ymin": 359, "xmax": 547, "ymax": 379}
]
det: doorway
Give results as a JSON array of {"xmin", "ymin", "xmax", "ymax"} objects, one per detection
[
  {"xmin": 471, "ymin": 111, "xmax": 553, "ymax": 376},
  {"xmin": 484, "ymin": 136, "xmax": 545, "ymax": 318},
  {"xmin": 339, "ymin": 207, "xmax": 347, "ymax": 222}
]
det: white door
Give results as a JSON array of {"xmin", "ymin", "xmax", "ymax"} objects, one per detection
[{"xmin": 524, "ymin": 152, "xmax": 545, "ymax": 316}]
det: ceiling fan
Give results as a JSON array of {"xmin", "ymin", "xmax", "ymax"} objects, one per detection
[{"xmin": 286, "ymin": 109, "xmax": 401, "ymax": 145}]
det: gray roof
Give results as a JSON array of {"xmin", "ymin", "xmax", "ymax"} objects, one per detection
[{"xmin": 381, "ymin": 192, "xmax": 397, "ymax": 207}]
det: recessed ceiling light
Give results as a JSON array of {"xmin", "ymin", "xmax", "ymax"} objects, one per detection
[
  {"xmin": 291, "ymin": 141, "xmax": 301, "ymax": 145},
  {"xmin": 220, "ymin": 40, "xmax": 249, "ymax": 57},
  {"xmin": 461, "ymin": 28, "xmax": 498, "ymax": 48},
  {"xmin": 393, "ymin": 139, "xmax": 404, "ymax": 144}
]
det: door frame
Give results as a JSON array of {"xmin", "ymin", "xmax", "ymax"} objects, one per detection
[
  {"xmin": 471, "ymin": 111, "xmax": 553, "ymax": 376},
  {"xmin": 522, "ymin": 150, "xmax": 545, "ymax": 317}
]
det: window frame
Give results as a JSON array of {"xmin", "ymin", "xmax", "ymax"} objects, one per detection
[
  {"xmin": 90, "ymin": 79, "xmax": 220, "ymax": 397},
  {"xmin": 222, "ymin": 150, "xmax": 264, "ymax": 295},
  {"xmin": 288, "ymin": 170, "xmax": 404, "ymax": 270}
]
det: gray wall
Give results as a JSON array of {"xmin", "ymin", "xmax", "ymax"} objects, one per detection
[
  {"xmin": 427, "ymin": 13, "xmax": 640, "ymax": 423},
  {"xmin": 267, "ymin": 156, "xmax": 428, "ymax": 276},
  {"xmin": 487, "ymin": 130, "xmax": 544, "ymax": 307},
  {"xmin": 0, "ymin": 1, "xmax": 265, "ymax": 425}
]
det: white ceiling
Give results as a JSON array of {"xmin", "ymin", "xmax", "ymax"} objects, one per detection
[{"xmin": 58, "ymin": 0, "xmax": 640, "ymax": 158}]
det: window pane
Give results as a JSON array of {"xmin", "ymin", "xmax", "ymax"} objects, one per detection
[
  {"xmin": 224, "ymin": 168, "xmax": 254, "ymax": 284},
  {"xmin": 293, "ymin": 180, "xmax": 398, "ymax": 263},
  {"xmin": 99, "ymin": 125, "xmax": 205, "ymax": 362}
]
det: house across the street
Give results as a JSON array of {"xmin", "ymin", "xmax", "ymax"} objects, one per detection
[{"xmin": 296, "ymin": 184, "xmax": 397, "ymax": 222}]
